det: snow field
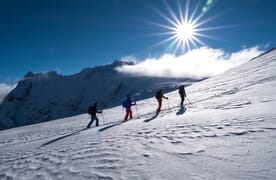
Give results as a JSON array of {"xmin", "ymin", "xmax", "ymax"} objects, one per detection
[{"xmin": 1, "ymin": 50, "xmax": 276, "ymax": 179}]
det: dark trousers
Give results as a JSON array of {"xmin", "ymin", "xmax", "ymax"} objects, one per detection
[
  {"xmin": 87, "ymin": 115, "xmax": 99, "ymax": 128},
  {"xmin": 180, "ymin": 94, "xmax": 185, "ymax": 106}
]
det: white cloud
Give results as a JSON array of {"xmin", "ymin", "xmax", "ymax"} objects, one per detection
[
  {"xmin": 116, "ymin": 46, "xmax": 264, "ymax": 80},
  {"xmin": 0, "ymin": 83, "xmax": 16, "ymax": 104}
]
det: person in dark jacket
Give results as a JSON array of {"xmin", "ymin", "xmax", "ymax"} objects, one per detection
[
  {"xmin": 122, "ymin": 96, "xmax": 136, "ymax": 121},
  {"xmin": 155, "ymin": 89, "xmax": 168, "ymax": 113},
  {"xmin": 87, "ymin": 102, "xmax": 102, "ymax": 128},
  {"xmin": 178, "ymin": 85, "xmax": 186, "ymax": 107}
]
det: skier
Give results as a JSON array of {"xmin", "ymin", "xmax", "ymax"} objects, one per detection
[
  {"xmin": 155, "ymin": 89, "xmax": 168, "ymax": 113},
  {"xmin": 178, "ymin": 85, "xmax": 186, "ymax": 107},
  {"xmin": 122, "ymin": 96, "xmax": 136, "ymax": 121},
  {"xmin": 87, "ymin": 102, "xmax": 102, "ymax": 128}
]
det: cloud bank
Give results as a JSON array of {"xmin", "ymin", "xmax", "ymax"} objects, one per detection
[
  {"xmin": 116, "ymin": 46, "xmax": 264, "ymax": 80},
  {"xmin": 0, "ymin": 84, "xmax": 16, "ymax": 104}
]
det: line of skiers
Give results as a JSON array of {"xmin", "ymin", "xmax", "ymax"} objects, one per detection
[{"xmin": 87, "ymin": 85, "xmax": 186, "ymax": 128}]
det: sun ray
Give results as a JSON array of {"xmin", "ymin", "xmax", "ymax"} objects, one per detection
[
  {"xmin": 149, "ymin": 35, "xmax": 179, "ymax": 49},
  {"xmin": 151, "ymin": 7, "xmax": 179, "ymax": 27},
  {"xmin": 177, "ymin": 0, "xmax": 184, "ymax": 24},
  {"xmin": 192, "ymin": 10, "xmax": 206, "ymax": 25},
  {"xmin": 193, "ymin": 14, "xmax": 221, "ymax": 28},
  {"xmin": 174, "ymin": 39, "xmax": 182, "ymax": 54},
  {"xmin": 144, "ymin": 32, "xmax": 176, "ymax": 37},
  {"xmin": 148, "ymin": 0, "xmax": 228, "ymax": 54},
  {"xmin": 193, "ymin": 32, "xmax": 219, "ymax": 41},
  {"xmin": 163, "ymin": 0, "xmax": 181, "ymax": 25},
  {"xmin": 192, "ymin": 36, "xmax": 206, "ymax": 47},
  {"xmin": 145, "ymin": 21, "xmax": 177, "ymax": 31},
  {"xmin": 184, "ymin": 0, "xmax": 190, "ymax": 24},
  {"xmin": 189, "ymin": 0, "xmax": 201, "ymax": 24},
  {"xmin": 196, "ymin": 24, "xmax": 243, "ymax": 31}
]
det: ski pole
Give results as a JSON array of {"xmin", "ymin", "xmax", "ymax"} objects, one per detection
[
  {"xmin": 166, "ymin": 98, "xmax": 170, "ymax": 110},
  {"xmin": 100, "ymin": 103, "xmax": 106, "ymax": 125},
  {"xmin": 186, "ymin": 97, "xmax": 193, "ymax": 107},
  {"xmin": 102, "ymin": 112, "xmax": 105, "ymax": 125},
  {"xmin": 135, "ymin": 102, "xmax": 139, "ymax": 118}
]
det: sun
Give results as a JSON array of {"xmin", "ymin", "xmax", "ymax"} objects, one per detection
[
  {"xmin": 148, "ymin": 0, "xmax": 219, "ymax": 54},
  {"xmin": 175, "ymin": 23, "xmax": 195, "ymax": 41}
]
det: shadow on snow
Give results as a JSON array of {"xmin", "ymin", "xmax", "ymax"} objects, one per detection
[
  {"xmin": 98, "ymin": 123, "xmax": 119, "ymax": 132},
  {"xmin": 40, "ymin": 127, "xmax": 87, "ymax": 147},
  {"xmin": 144, "ymin": 112, "xmax": 159, "ymax": 123},
  {"xmin": 41, "ymin": 106, "xmax": 187, "ymax": 147}
]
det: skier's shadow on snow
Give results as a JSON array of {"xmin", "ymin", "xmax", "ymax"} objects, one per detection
[
  {"xmin": 176, "ymin": 106, "xmax": 186, "ymax": 115},
  {"xmin": 40, "ymin": 127, "xmax": 87, "ymax": 147},
  {"xmin": 98, "ymin": 123, "xmax": 119, "ymax": 132},
  {"xmin": 144, "ymin": 112, "xmax": 159, "ymax": 123}
]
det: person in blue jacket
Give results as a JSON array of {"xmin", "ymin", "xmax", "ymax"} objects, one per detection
[{"xmin": 122, "ymin": 96, "xmax": 136, "ymax": 121}]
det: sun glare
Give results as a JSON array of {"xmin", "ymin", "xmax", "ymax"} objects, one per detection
[
  {"xmin": 175, "ymin": 23, "xmax": 195, "ymax": 41},
  {"xmin": 149, "ymin": 0, "xmax": 219, "ymax": 54}
]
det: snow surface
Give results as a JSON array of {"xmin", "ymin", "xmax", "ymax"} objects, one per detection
[{"xmin": 0, "ymin": 49, "xmax": 276, "ymax": 179}]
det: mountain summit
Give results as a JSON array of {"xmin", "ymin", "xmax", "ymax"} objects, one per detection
[{"xmin": 0, "ymin": 60, "xmax": 193, "ymax": 130}]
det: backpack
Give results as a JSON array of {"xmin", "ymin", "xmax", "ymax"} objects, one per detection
[
  {"xmin": 122, "ymin": 98, "xmax": 132, "ymax": 108},
  {"xmin": 88, "ymin": 106, "xmax": 92, "ymax": 114},
  {"xmin": 88, "ymin": 104, "xmax": 98, "ymax": 114},
  {"xmin": 179, "ymin": 85, "xmax": 184, "ymax": 93},
  {"xmin": 122, "ymin": 100, "xmax": 128, "ymax": 108},
  {"xmin": 155, "ymin": 91, "xmax": 162, "ymax": 99},
  {"xmin": 179, "ymin": 85, "xmax": 186, "ymax": 96}
]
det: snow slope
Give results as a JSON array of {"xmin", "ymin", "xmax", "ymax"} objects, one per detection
[
  {"xmin": 0, "ymin": 60, "xmax": 196, "ymax": 130},
  {"xmin": 0, "ymin": 49, "xmax": 276, "ymax": 179}
]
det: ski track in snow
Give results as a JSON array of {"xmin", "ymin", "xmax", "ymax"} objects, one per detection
[{"xmin": 1, "ymin": 51, "xmax": 276, "ymax": 179}]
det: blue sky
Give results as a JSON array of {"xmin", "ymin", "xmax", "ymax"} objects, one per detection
[{"xmin": 0, "ymin": 0, "xmax": 276, "ymax": 84}]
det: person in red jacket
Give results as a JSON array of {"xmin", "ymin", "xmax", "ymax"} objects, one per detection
[{"xmin": 155, "ymin": 89, "xmax": 168, "ymax": 113}]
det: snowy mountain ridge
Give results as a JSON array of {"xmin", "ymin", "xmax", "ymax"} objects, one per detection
[
  {"xmin": 0, "ymin": 49, "xmax": 275, "ymax": 179},
  {"xmin": 0, "ymin": 60, "xmax": 196, "ymax": 130}
]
